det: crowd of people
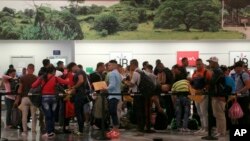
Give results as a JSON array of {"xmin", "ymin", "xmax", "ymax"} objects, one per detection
[{"xmin": 1, "ymin": 56, "xmax": 250, "ymax": 139}]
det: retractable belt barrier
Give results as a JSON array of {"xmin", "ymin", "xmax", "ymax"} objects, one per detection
[{"xmin": 0, "ymin": 90, "xmax": 236, "ymax": 141}]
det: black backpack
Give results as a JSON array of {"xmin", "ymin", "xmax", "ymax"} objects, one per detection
[
  {"xmin": 191, "ymin": 70, "xmax": 207, "ymax": 90},
  {"xmin": 154, "ymin": 112, "xmax": 168, "ymax": 130},
  {"xmin": 214, "ymin": 75, "xmax": 232, "ymax": 97},
  {"xmin": 9, "ymin": 78, "xmax": 20, "ymax": 93},
  {"xmin": 136, "ymin": 70, "xmax": 156, "ymax": 97}
]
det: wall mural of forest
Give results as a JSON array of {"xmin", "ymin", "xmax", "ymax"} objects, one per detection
[{"xmin": 0, "ymin": 0, "xmax": 250, "ymax": 40}]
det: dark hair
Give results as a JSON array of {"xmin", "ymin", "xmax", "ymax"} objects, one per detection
[
  {"xmin": 9, "ymin": 64, "xmax": 14, "ymax": 69},
  {"xmin": 182, "ymin": 57, "xmax": 188, "ymax": 62},
  {"xmin": 27, "ymin": 64, "xmax": 35, "ymax": 69},
  {"xmin": 156, "ymin": 59, "xmax": 161, "ymax": 64},
  {"xmin": 142, "ymin": 61, "xmax": 149, "ymax": 67},
  {"xmin": 118, "ymin": 64, "xmax": 122, "ymax": 68},
  {"xmin": 196, "ymin": 58, "xmax": 203, "ymax": 62},
  {"xmin": 42, "ymin": 59, "xmax": 50, "ymax": 67},
  {"xmin": 6, "ymin": 68, "xmax": 16, "ymax": 75},
  {"xmin": 109, "ymin": 60, "xmax": 117, "ymax": 64},
  {"xmin": 96, "ymin": 62, "xmax": 104, "ymax": 70},
  {"xmin": 220, "ymin": 65, "xmax": 228, "ymax": 73},
  {"xmin": 130, "ymin": 59, "xmax": 138, "ymax": 67},
  {"xmin": 78, "ymin": 64, "xmax": 83, "ymax": 70},
  {"xmin": 67, "ymin": 62, "xmax": 77, "ymax": 71},
  {"xmin": 57, "ymin": 61, "xmax": 64, "ymax": 67},
  {"xmin": 234, "ymin": 61, "xmax": 245, "ymax": 68},
  {"xmin": 146, "ymin": 64, "xmax": 153, "ymax": 70}
]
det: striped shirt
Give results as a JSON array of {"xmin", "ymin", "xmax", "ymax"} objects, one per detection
[{"xmin": 171, "ymin": 79, "xmax": 189, "ymax": 93}]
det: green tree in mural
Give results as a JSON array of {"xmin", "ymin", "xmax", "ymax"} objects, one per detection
[
  {"xmin": 93, "ymin": 14, "xmax": 119, "ymax": 34},
  {"xmin": 2, "ymin": 7, "xmax": 15, "ymax": 17},
  {"xmin": 26, "ymin": 6, "xmax": 84, "ymax": 40},
  {"xmin": 225, "ymin": 0, "xmax": 249, "ymax": 24},
  {"xmin": 154, "ymin": 0, "xmax": 220, "ymax": 32}
]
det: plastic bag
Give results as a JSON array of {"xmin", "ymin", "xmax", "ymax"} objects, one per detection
[{"xmin": 228, "ymin": 101, "xmax": 244, "ymax": 120}]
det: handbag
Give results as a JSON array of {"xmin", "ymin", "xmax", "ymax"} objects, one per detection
[{"xmin": 228, "ymin": 100, "xmax": 244, "ymax": 120}]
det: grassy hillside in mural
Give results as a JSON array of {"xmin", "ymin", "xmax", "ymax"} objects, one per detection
[{"xmin": 0, "ymin": 0, "xmax": 247, "ymax": 40}]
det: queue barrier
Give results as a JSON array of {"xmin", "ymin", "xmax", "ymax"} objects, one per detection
[{"xmin": 0, "ymin": 90, "xmax": 236, "ymax": 141}]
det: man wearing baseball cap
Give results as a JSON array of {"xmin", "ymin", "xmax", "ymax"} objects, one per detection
[{"xmin": 207, "ymin": 56, "xmax": 227, "ymax": 137}]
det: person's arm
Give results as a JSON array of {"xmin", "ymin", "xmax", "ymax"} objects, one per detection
[
  {"xmin": 31, "ymin": 78, "xmax": 42, "ymax": 88},
  {"xmin": 107, "ymin": 73, "xmax": 116, "ymax": 91},
  {"xmin": 2, "ymin": 75, "xmax": 11, "ymax": 82},
  {"xmin": 72, "ymin": 74, "xmax": 84, "ymax": 89},
  {"xmin": 125, "ymin": 72, "xmax": 138, "ymax": 87},
  {"xmin": 56, "ymin": 77, "xmax": 70, "ymax": 85},
  {"xmin": 238, "ymin": 79, "xmax": 250, "ymax": 94}
]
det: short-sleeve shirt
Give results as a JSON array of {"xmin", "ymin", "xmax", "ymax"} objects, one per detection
[
  {"xmin": 73, "ymin": 70, "xmax": 87, "ymax": 94},
  {"xmin": 235, "ymin": 72, "xmax": 250, "ymax": 95},
  {"xmin": 130, "ymin": 68, "xmax": 141, "ymax": 93},
  {"xmin": 20, "ymin": 74, "xmax": 37, "ymax": 96}
]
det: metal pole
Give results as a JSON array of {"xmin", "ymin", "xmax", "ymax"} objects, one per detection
[
  {"xmin": 0, "ymin": 97, "xmax": 8, "ymax": 141},
  {"xmin": 95, "ymin": 93, "xmax": 109, "ymax": 140}
]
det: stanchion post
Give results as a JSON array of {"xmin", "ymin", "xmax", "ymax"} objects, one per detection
[
  {"xmin": 95, "ymin": 93, "xmax": 109, "ymax": 140},
  {"xmin": 201, "ymin": 91, "xmax": 217, "ymax": 140},
  {"xmin": 0, "ymin": 95, "xmax": 8, "ymax": 141}
]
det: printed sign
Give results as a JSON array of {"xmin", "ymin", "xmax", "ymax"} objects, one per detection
[
  {"xmin": 177, "ymin": 51, "xmax": 199, "ymax": 66},
  {"xmin": 230, "ymin": 52, "xmax": 250, "ymax": 67},
  {"xmin": 110, "ymin": 52, "xmax": 133, "ymax": 67}
]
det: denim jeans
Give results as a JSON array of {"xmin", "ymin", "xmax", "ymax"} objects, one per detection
[
  {"xmin": 41, "ymin": 95, "xmax": 57, "ymax": 134},
  {"xmin": 5, "ymin": 97, "xmax": 15, "ymax": 126},
  {"xmin": 74, "ymin": 94, "xmax": 85, "ymax": 132},
  {"xmin": 195, "ymin": 95, "xmax": 208, "ymax": 130},
  {"xmin": 108, "ymin": 98, "xmax": 119, "ymax": 127},
  {"xmin": 175, "ymin": 96, "xmax": 191, "ymax": 129}
]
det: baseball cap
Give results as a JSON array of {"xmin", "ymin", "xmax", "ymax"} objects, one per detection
[{"xmin": 206, "ymin": 56, "xmax": 218, "ymax": 63}]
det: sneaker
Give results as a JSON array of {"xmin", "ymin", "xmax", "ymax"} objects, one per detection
[
  {"xmin": 194, "ymin": 128, "xmax": 204, "ymax": 134},
  {"xmin": 92, "ymin": 125, "xmax": 100, "ymax": 130},
  {"xmin": 214, "ymin": 133, "xmax": 226, "ymax": 137},
  {"xmin": 48, "ymin": 133, "xmax": 55, "ymax": 139},
  {"xmin": 21, "ymin": 132, "xmax": 28, "ymax": 137},
  {"xmin": 84, "ymin": 122, "xmax": 90, "ymax": 127},
  {"xmin": 42, "ymin": 133, "xmax": 48, "ymax": 138},
  {"xmin": 106, "ymin": 130, "xmax": 114, "ymax": 138},
  {"xmin": 182, "ymin": 128, "xmax": 191, "ymax": 132},
  {"xmin": 110, "ymin": 130, "xmax": 120, "ymax": 138}
]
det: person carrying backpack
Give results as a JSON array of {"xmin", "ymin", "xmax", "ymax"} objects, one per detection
[
  {"xmin": 234, "ymin": 61, "xmax": 250, "ymax": 126},
  {"xmin": 124, "ymin": 59, "xmax": 156, "ymax": 136},
  {"xmin": 207, "ymin": 56, "xmax": 231, "ymax": 137},
  {"xmin": 191, "ymin": 59, "xmax": 212, "ymax": 135}
]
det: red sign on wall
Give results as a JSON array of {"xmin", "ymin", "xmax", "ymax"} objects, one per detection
[{"xmin": 177, "ymin": 51, "xmax": 199, "ymax": 66}]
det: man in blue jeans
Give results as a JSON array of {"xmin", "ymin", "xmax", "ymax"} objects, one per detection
[{"xmin": 105, "ymin": 60, "xmax": 122, "ymax": 138}]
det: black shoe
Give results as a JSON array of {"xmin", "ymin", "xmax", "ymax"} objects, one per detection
[{"xmin": 63, "ymin": 130, "xmax": 71, "ymax": 134}]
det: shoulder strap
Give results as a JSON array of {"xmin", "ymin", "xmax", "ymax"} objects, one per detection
[
  {"xmin": 239, "ymin": 73, "xmax": 246, "ymax": 86},
  {"xmin": 41, "ymin": 75, "xmax": 53, "ymax": 90}
]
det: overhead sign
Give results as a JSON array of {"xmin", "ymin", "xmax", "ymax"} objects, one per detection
[
  {"xmin": 230, "ymin": 52, "xmax": 250, "ymax": 67},
  {"xmin": 110, "ymin": 52, "xmax": 133, "ymax": 67},
  {"xmin": 177, "ymin": 51, "xmax": 199, "ymax": 66}
]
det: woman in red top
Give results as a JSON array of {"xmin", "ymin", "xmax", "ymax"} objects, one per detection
[{"xmin": 32, "ymin": 65, "xmax": 70, "ymax": 139}]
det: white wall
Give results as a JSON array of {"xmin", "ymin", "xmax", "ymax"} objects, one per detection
[
  {"xmin": 0, "ymin": 41, "xmax": 74, "ymax": 76},
  {"xmin": 75, "ymin": 41, "xmax": 250, "ymax": 70}
]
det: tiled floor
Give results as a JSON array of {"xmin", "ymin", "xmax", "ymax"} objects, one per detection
[{"xmin": 0, "ymin": 127, "xmax": 229, "ymax": 141}]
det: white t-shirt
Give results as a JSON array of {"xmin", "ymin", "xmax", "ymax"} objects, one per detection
[
  {"xmin": 55, "ymin": 70, "xmax": 63, "ymax": 77},
  {"xmin": 130, "ymin": 68, "xmax": 141, "ymax": 93}
]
